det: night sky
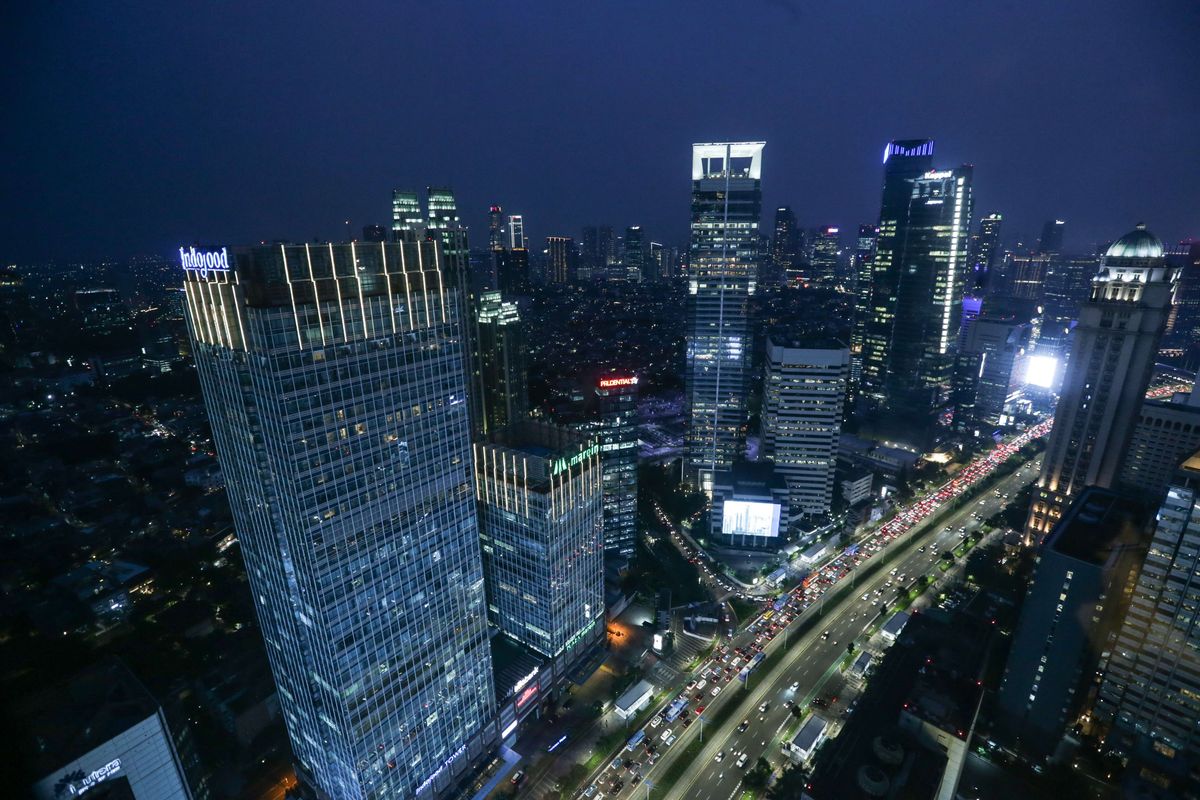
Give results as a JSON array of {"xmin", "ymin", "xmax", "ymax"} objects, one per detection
[{"xmin": 3, "ymin": 1, "xmax": 1198, "ymax": 264}]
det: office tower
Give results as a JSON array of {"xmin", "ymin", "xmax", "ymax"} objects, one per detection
[
  {"xmin": 710, "ymin": 463, "xmax": 790, "ymax": 549},
  {"xmin": 969, "ymin": 212, "xmax": 1003, "ymax": 291},
  {"xmin": 585, "ymin": 374, "xmax": 640, "ymax": 560},
  {"xmin": 1120, "ymin": 387, "xmax": 1200, "ymax": 500},
  {"xmin": 951, "ymin": 314, "xmax": 1031, "ymax": 435},
  {"xmin": 1037, "ymin": 219, "xmax": 1066, "ymax": 255},
  {"xmin": 624, "ymin": 225, "xmax": 647, "ymax": 282},
  {"xmin": 426, "ymin": 186, "xmax": 460, "ymax": 232},
  {"xmin": 20, "ymin": 658, "xmax": 198, "ymax": 800},
  {"xmin": 860, "ymin": 139, "xmax": 974, "ymax": 448},
  {"xmin": 684, "ymin": 141, "xmax": 765, "ymax": 493},
  {"xmin": 498, "ymin": 247, "xmax": 529, "ymax": 295},
  {"xmin": 546, "ymin": 236, "xmax": 577, "ymax": 284},
  {"xmin": 362, "ymin": 224, "xmax": 387, "ymax": 243},
  {"xmin": 649, "ymin": 241, "xmax": 665, "ymax": 281},
  {"xmin": 582, "ymin": 225, "xmax": 616, "ymax": 281},
  {"xmin": 762, "ymin": 340, "xmax": 849, "ymax": 518},
  {"xmin": 507, "ymin": 214, "xmax": 525, "ymax": 250},
  {"xmin": 849, "ymin": 224, "xmax": 878, "ymax": 401},
  {"xmin": 184, "ymin": 242, "xmax": 495, "ymax": 799},
  {"xmin": 996, "ymin": 488, "xmax": 1146, "ymax": 757},
  {"xmin": 1039, "ymin": 253, "xmax": 1098, "ymax": 353},
  {"xmin": 391, "ymin": 190, "xmax": 424, "ymax": 241},
  {"xmin": 472, "ymin": 289, "xmax": 528, "ymax": 437},
  {"xmin": 488, "ymin": 205, "xmax": 504, "ymax": 251},
  {"xmin": 810, "ymin": 226, "xmax": 841, "ymax": 285},
  {"xmin": 1097, "ymin": 453, "xmax": 1200, "ymax": 757},
  {"xmin": 1025, "ymin": 225, "xmax": 1176, "ymax": 542},
  {"xmin": 1003, "ymin": 253, "xmax": 1048, "ymax": 303},
  {"xmin": 474, "ymin": 421, "xmax": 605, "ymax": 663},
  {"xmin": 1165, "ymin": 240, "xmax": 1200, "ymax": 347},
  {"xmin": 771, "ymin": 206, "xmax": 798, "ymax": 286}
]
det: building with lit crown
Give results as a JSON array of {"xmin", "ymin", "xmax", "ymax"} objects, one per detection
[
  {"xmin": 184, "ymin": 241, "xmax": 496, "ymax": 799},
  {"xmin": 684, "ymin": 141, "xmax": 764, "ymax": 493},
  {"xmin": 1025, "ymin": 224, "xmax": 1176, "ymax": 543}
]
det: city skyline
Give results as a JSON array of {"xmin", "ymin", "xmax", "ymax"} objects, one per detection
[{"xmin": 4, "ymin": 2, "xmax": 1199, "ymax": 264}]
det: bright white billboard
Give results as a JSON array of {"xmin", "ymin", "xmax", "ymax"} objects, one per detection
[
  {"xmin": 722, "ymin": 500, "xmax": 782, "ymax": 538},
  {"xmin": 1024, "ymin": 354, "xmax": 1059, "ymax": 389}
]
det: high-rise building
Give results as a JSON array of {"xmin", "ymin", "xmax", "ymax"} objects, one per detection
[
  {"xmin": 507, "ymin": 214, "xmax": 525, "ymax": 251},
  {"xmin": 1097, "ymin": 453, "xmax": 1200, "ymax": 758},
  {"xmin": 810, "ymin": 226, "xmax": 841, "ymax": 285},
  {"xmin": 771, "ymin": 206, "xmax": 798, "ymax": 286},
  {"xmin": 488, "ymin": 204, "xmax": 505, "ymax": 251},
  {"xmin": 184, "ymin": 241, "xmax": 495, "ymax": 799},
  {"xmin": 684, "ymin": 141, "xmax": 765, "ymax": 493},
  {"xmin": 648, "ymin": 241, "xmax": 666, "ymax": 281},
  {"xmin": 1037, "ymin": 219, "xmax": 1067, "ymax": 255},
  {"xmin": 762, "ymin": 341, "xmax": 849, "ymax": 518},
  {"xmin": 474, "ymin": 421, "xmax": 605, "ymax": 664},
  {"xmin": 75, "ymin": 288, "xmax": 131, "ymax": 333},
  {"xmin": 474, "ymin": 290, "xmax": 528, "ymax": 437},
  {"xmin": 580, "ymin": 225, "xmax": 616, "ymax": 282},
  {"xmin": 1003, "ymin": 253, "xmax": 1048, "ymax": 303},
  {"xmin": 546, "ymin": 236, "xmax": 577, "ymax": 284},
  {"xmin": 951, "ymin": 314, "xmax": 1031, "ymax": 435},
  {"xmin": 624, "ymin": 225, "xmax": 647, "ymax": 282},
  {"xmin": 498, "ymin": 247, "xmax": 529, "ymax": 296},
  {"xmin": 391, "ymin": 189, "xmax": 424, "ymax": 241},
  {"xmin": 860, "ymin": 139, "xmax": 974, "ymax": 448},
  {"xmin": 1119, "ymin": 387, "xmax": 1200, "ymax": 501},
  {"xmin": 849, "ymin": 224, "xmax": 878, "ymax": 401},
  {"xmin": 996, "ymin": 487, "xmax": 1146, "ymax": 757},
  {"xmin": 590, "ymin": 374, "xmax": 639, "ymax": 560},
  {"xmin": 969, "ymin": 212, "xmax": 1003, "ymax": 292},
  {"xmin": 1039, "ymin": 253, "xmax": 1098, "ymax": 355},
  {"xmin": 1165, "ymin": 240, "xmax": 1200, "ymax": 348},
  {"xmin": 1025, "ymin": 225, "xmax": 1176, "ymax": 543}
]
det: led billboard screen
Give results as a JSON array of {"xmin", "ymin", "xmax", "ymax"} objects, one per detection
[{"xmin": 722, "ymin": 500, "xmax": 782, "ymax": 538}]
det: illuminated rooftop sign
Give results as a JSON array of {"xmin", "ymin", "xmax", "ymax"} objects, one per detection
[
  {"xmin": 598, "ymin": 376, "xmax": 638, "ymax": 389},
  {"xmin": 179, "ymin": 246, "xmax": 230, "ymax": 278}
]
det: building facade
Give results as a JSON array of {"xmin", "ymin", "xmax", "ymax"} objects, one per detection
[
  {"xmin": 1025, "ymin": 225, "xmax": 1175, "ymax": 542},
  {"xmin": 591, "ymin": 375, "xmax": 639, "ymax": 560},
  {"xmin": 1119, "ymin": 389, "xmax": 1200, "ymax": 502},
  {"xmin": 474, "ymin": 421, "xmax": 605, "ymax": 665},
  {"xmin": 762, "ymin": 341, "xmax": 849, "ymax": 518},
  {"xmin": 1097, "ymin": 453, "xmax": 1200, "ymax": 758},
  {"xmin": 860, "ymin": 139, "xmax": 974, "ymax": 448},
  {"xmin": 546, "ymin": 236, "xmax": 577, "ymax": 284},
  {"xmin": 473, "ymin": 290, "xmax": 529, "ymax": 438},
  {"xmin": 185, "ymin": 241, "xmax": 496, "ymax": 799},
  {"xmin": 684, "ymin": 141, "xmax": 765, "ymax": 493}
]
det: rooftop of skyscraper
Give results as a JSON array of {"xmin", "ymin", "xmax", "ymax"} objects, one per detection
[{"xmin": 1047, "ymin": 488, "xmax": 1148, "ymax": 566}]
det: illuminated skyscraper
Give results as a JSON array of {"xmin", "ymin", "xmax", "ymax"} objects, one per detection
[
  {"xmin": 474, "ymin": 421, "xmax": 604, "ymax": 665},
  {"xmin": 810, "ymin": 226, "xmax": 841, "ymax": 285},
  {"xmin": 1025, "ymin": 224, "xmax": 1176, "ymax": 542},
  {"xmin": 970, "ymin": 212, "xmax": 1002, "ymax": 291},
  {"xmin": 849, "ymin": 224, "xmax": 878, "ymax": 401},
  {"xmin": 624, "ymin": 225, "xmax": 646, "ymax": 282},
  {"xmin": 185, "ymin": 242, "xmax": 495, "ymax": 799},
  {"xmin": 391, "ymin": 189, "xmax": 424, "ymax": 242},
  {"xmin": 507, "ymin": 214, "xmax": 525, "ymax": 250},
  {"xmin": 580, "ymin": 225, "xmax": 616, "ymax": 282},
  {"xmin": 771, "ymin": 206, "xmax": 798, "ymax": 286},
  {"xmin": 546, "ymin": 236, "xmax": 577, "ymax": 284},
  {"xmin": 488, "ymin": 204, "xmax": 505, "ymax": 251},
  {"xmin": 860, "ymin": 139, "xmax": 973, "ymax": 448},
  {"xmin": 473, "ymin": 290, "xmax": 528, "ymax": 436},
  {"xmin": 684, "ymin": 141, "xmax": 764, "ymax": 493},
  {"xmin": 592, "ymin": 374, "xmax": 639, "ymax": 559}
]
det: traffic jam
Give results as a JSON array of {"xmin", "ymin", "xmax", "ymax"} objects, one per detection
[{"xmin": 589, "ymin": 421, "xmax": 1054, "ymax": 797}]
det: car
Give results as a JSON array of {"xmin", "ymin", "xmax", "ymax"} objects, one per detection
[
  {"xmin": 694, "ymin": 692, "xmax": 704, "ymax": 702},
  {"xmin": 662, "ymin": 734, "xmax": 676, "ymax": 747},
  {"xmin": 790, "ymin": 681, "xmax": 800, "ymax": 692},
  {"xmin": 650, "ymin": 715, "xmax": 662, "ymax": 728},
  {"xmin": 821, "ymin": 630, "xmax": 831, "ymax": 640},
  {"xmin": 737, "ymin": 753, "xmax": 749, "ymax": 769},
  {"xmin": 696, "ymin": 679, "xmax": 707, "ymax": 690},
  {"xmin": 696, "ymin": 705, "xmax": 706, "ymax": 714},
  {"xmin": 737, "ymin": 719, "xmax": 750, "ymax": 733},
  {"xmin": 758, "ymin": 702, "xmax": 769, "ymax": 713},
  {"xmin": 861, "ymin": 593, "xmax": 870, "ymax": 601},
  {"xmin": 711, "ymin": 686, "xmax": 721, "ymax": 696},
  {"xmin": 610, "ymin": 757, "xmax": 622, "ymax": 771},
  {"xmin": 511, "ymin": 770, "xmax": 526, "ymax": 786},
  {"xmin": 714, "ymin": 750, "xmax": 725, "ymax": 762},
  {"xmin": 610, "ymin": 779, "xmax": 624, "ymax": 793}
]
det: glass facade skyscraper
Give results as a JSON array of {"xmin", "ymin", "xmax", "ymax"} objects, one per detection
[
  {"xmin": 474, "ymin": 421, "xmax": 605, "ymax": 663},
  {"xmin": 391, "ymin": 190, "xmax": 424, "ymax": 242},
  {"xmin": 472, "ymin": 289, "xmax": 528, "ymax": 438},
  {"xmin": 860, "ymin": 139, "xmax": 973, "ymax": 447},
  {"xmin": 684, "ymin": 141, "xmax": 764, "ymax": 493},
  {"xmin": 184, "ymin": 241, "xmax": 495, "ymax": 799},
  {"xmin": 592, "ymin": 375, "xmax": 639, "ymax": 559}
]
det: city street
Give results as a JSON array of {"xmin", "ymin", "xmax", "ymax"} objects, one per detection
[{"xmin": 580, "ymin": 453, "xmax": 1043, "ymax": 800}]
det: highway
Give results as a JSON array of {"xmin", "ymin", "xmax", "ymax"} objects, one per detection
[{"xmin": 583, "ymin": 451, "xmax": 1042, "ymax": 800}]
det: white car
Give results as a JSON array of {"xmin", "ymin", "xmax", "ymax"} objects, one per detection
[
  {"xmin": 696, "ymin": 679, "xmax": 707, "ymax": 691},
  {"xmin": 650, "ymin": 715, "xmax": 662, "ymax": 728},
  {"xmin": 790, "ymin": 681, "xmax": 800, "ymax": 691},
  {"xmin": 711, "ymin": 685, "xmax": 721, "ymax": 696},
  {"xmin": 736, "ymin": 753, "xmax": 749, "ymax": 769}
]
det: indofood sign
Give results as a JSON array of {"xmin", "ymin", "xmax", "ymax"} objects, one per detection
[{"xmin": 179, "ymin": 246, "xmax": 230, "ymax": 278}]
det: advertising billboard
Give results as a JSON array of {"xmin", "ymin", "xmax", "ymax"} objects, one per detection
[{"xmin": 722, "ymin": 500, "xmax": 782, "ymax": 538}]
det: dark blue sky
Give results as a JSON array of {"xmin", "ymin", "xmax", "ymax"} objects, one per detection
[{"xmin": 3, "ymin": 1, "xmax": 1198, "ymax": 264}]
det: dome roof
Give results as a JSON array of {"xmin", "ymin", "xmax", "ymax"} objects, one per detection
[{"xmin": 1105, "ymin": 223, "xmax": 1163, "ymax": 259}]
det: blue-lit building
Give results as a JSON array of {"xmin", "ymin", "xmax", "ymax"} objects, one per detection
[{"xmin": 184, "ymin": 241, "xmax": 496, "ymax": 799}]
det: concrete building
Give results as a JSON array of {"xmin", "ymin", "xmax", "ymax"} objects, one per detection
[
  {"xmin": 1119, "ymin": 387, "xmax": 1200, "ymax": 502},
  {"xmin": 710, "ymin": 461, "xmax": 789, "ymax": 550},
  {"xmin": 997, "ymin": 488, "xmax": 1147, "ymax": 757},
  {"xmin": 1025, "ymin": 225, "xmax": 1176, "ymax": 543},
  {"xmin": 762, "ymin": 340, "xmax": 849, "ymax": 519}
]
